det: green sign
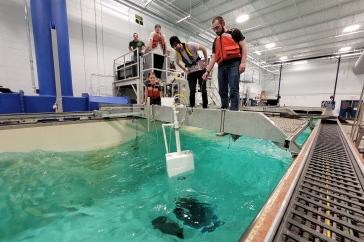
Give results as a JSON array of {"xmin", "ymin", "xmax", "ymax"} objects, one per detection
[{"xmin": 135, "ymin": 14, "xmax": 143, "ymax": 26}]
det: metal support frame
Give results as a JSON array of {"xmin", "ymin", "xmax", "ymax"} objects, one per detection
[
  {"xmin": 277, "ymin": 63, "xmax": 283, "ymax": 104},
  {"xmin": 333, "ymin": 56, "xmax": 341, "ymax": 100},
  {"xmin": 50, "ymin": 28, "xmax": 63, "ymax": 112},
  {"xmin": 113, "ymin": 50, "xmax": 187, "ymax": 105}
]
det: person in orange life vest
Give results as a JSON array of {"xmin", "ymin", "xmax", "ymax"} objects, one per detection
[
  {"xmin": 202, "ymin": 16, "xmax": 248, "ymax": 111},
  {"xmin": 144, "ymin": 72, "xmax": 162, "ymax": 105},
  {"xmin": 145, "ymin": 24, "xmax": 167, "ymax": 79},
  {"xmin": 170, "ymin": 36, "xmax": 208, "ymax": 109}
]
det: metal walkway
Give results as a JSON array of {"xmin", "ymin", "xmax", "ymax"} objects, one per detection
[{"xmin": 272, "ymin": 121, "xmax": 364, "ymax": 242}]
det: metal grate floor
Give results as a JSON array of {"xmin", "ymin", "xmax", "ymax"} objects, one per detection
[{"xmin": 273, "ymin": 123, "xmax": 364, "ymax": 242}]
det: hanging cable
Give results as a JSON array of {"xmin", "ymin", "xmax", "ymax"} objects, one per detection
[
  {"xmin": 80, "ymin": 0, "xmax": 88, "ymax": 93},
  {"xmin": 100, "ymin": 0, "xmax": 106, "ymax": 74},
  {"xmin": 93, "ymin": 0, "xmax": 100, "ymax": 75}
]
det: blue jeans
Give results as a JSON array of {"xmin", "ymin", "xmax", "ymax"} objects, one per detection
[{"xmin": 217, "ymin": 60, "xmax": 240, "ymax": 110}]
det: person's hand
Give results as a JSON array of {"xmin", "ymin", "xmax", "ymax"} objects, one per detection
[
  {"xmin": 201, "ymin": 60, "xmax": 207, "ymax": 69},
  {"xmin": 202, "ymin": 71, "xmax": 209, "ymax": 80},
  {"xmin": 239, "ymin": 63, "xmax": 246, "ymax": 74}
]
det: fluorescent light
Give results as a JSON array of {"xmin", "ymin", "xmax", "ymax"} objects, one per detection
[
  {"xmin": 265, "ymin": 43, "xmax": 276, "ymax": 49},
  {"xmin": 280, "ymin": 56, "xmax": 288, "ymax": 61},
  {"xmin": 144, "ymin": 0, "xmax": 154, "ymax": 7},
  {"xmin": 335, "ymin": 29, "xmax": 364, "ymax": 38},
  {"xmin": 176, "ymin": 15, "xmax": 191, "ymax": 24},
  {"xmin": 255, "ymin": 51, "xmax": 261, "ymax": 55},
  {"xmin": 236, "ymin": 14, "xmax": 249, "ymax": 23},
  {"xmin": 339, "ymin": 46, "xmax": 352, "ymax": 52},
  {"xmin": 343, "ymin": 24, "xmax": 360, "ymax": 33},
  {"xmin": 293, "ymin": 60, "xmax": 308, "ymax": 65}
]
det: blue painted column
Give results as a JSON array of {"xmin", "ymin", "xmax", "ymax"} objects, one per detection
[
  {"xmin": 30, "ymin": 0, "xmax": 73, "ymax": 96},
  {"xmin": 30, "ymin": 0, "xmax": 54, "ymax": 95}
]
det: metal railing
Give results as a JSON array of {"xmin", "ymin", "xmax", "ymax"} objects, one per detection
[{"xmin": 112, "ymin": 49, "xmax": 186, "ymax": 104}]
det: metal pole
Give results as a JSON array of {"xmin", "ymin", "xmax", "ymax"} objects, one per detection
[
  {"xmin": 51, "ymin": 28, "xmax": 63, "ymax": 112},
  {"xmin": 333, "ymin": 56, "xmax": 341, "ymax": 101},
  {"xmin": 277, "ymin": 63, "xmax": 283, "ymax": 104}
]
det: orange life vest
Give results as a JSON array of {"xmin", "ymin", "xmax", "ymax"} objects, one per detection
[
  {"xmin": 147, "ymin": 82, "xmax": 160, "ymax": 99},
  {"xmin": 215, "ymin": 32, "xmax": 241, "ymax": 64},
  {"xmin": 152, "ymin": 32, "xmax": 166, "ymax": 53}
]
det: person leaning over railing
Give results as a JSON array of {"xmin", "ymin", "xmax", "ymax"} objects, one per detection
[{"xmin": 169, "ymin": 36, "xmax": 209, "ymax": 109}]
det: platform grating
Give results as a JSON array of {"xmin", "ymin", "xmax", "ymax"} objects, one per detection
[{"xmin": 273, "ymin": 123, "xmax": 364, "ymax": 242}]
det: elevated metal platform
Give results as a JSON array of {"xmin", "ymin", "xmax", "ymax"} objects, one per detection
[
  {"xmin": 138, "ymin": 105, "xmax": 310, "ymax": 154},
  {"xmin": 241, "ymin": 119, "xmax": 364, "ymax": 242}
]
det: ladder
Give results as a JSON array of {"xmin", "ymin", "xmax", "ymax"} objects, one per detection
[{"xmin": 206, "ymin": 78, "xmax": 221, "ymax": 107}]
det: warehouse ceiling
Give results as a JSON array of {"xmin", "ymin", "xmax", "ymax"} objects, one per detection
[{"xmin": 123, "ymin": 0, "xmax": 364, "ymax": 67}]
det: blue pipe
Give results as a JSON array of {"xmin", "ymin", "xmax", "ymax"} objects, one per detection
[{"xmin": 30, "ymin": 0, "xmax": 73, "ymax": 96}]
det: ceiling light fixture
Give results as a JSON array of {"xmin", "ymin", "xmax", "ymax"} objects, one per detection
[
  {"xmin": 265, "ymin": 43, "xmax": 276, "ymax": 49},
  {"xmin": 339, "ymin": 46, "xmax": 352, "ymax": 52},
  {"xmin": 293, "ymin": 60, "xmax": 308, "ymax": 65},
  {"xmin": 144, "ymin": 0, "xmax": 154, "ymax": 7},
  {"xmin": 335, "ymin": 29, "xmax": 364, "ymax": 38},
  {"xmin": 236, "ymin": 14, "xmax": 250, "ymax": 23},
  {"xmin": 343, "ymin": 24, "xmax": 360, "ymax": 33},
  {"xmin": 176, "ymin": 15, "xmax": 191, "ymax": 24},
  {"xmin": 280, "ymin": 56, "xmax": 288, "ymax": 61}
]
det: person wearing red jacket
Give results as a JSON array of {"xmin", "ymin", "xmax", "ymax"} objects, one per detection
[{"xmin": 203, "ymin": 16, "xmax": 248, "ymax": 111}]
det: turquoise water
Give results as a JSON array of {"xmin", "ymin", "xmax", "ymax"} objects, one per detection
[
  {"xmin": 295, "ymin": 127, "xmax": 312, "ymax": 147},
  {"xmin": 0, "ymin": 123, "xmax": 293, "ymax": 242}
]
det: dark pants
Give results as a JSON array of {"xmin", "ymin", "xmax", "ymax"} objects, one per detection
[
  {"xmin": 187, "ymin": 69, "xmax": 208, "ymax": 108},
  {"xmin": 150, "ymin": 97, "xmax": 161, "ymax": 105},
  {"xmin": 153, "ymin": 54, "xmax": 164, "ymax": 79},
  {"xmin": 218, "ymin": 60, "xmax": 240, "ymax": 110}
]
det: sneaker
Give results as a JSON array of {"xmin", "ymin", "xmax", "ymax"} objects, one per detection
[{"xmin": 216, "ymin": 132, "xmax": 227, "ymax": 136}]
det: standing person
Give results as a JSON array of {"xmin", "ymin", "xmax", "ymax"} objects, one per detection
[
  {"xmin": 202, "ymin": 16, "xmax": 248, "ymax": 111},
  {"xmin": 128, "ymin": 32, "xmax": 145, "ymax": 60},
  {"xmin": 145, "ymin": 24, "xmax": 167, "ymax": 79},
  {"xmin": 128, "ymin": 33, "xmax": 145, "ymax": 76},
  {"xmin": 169, "ymin": 36, "xmax": 208, "ymax": 108},
  {"xmin": 144, "ymin": 72, "xmax": 162, "ymax": 105}
]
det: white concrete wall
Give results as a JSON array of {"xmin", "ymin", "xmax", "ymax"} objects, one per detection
[
  {"xmin": 0, "ymin": 0, "xmax": 208, "ymax": 96},
  {"xmin": 0, "ymin": 0, "xmax": 36, "ymax": 94},
  {"xmin": 1, "ymin": 0, "xmax": 360, "ymax": 108},
  {"xmin": 263, "ymin": 58, "xmax": 363, "ymax": 114}
]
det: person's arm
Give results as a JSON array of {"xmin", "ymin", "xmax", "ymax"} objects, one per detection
[
  {"xmin": 141, "ymin": 42, "xmax": 146, "ymax": 54},
  {"xmin": 198, "ymin": 44, "xmax": 208, "ymax": 62},
  {"xmin": 162, "ymin": 34, "xmax": 167, "ymax": 55},
  {"xmin": 128, "ymin": 42, "xmax": 133, "ymax": 52},
  {"xmin": 145, "ymin": 40, "xmax": 152, "ymax": 53},
  {"xmin": 239, "ymin": 40, "xmax": 248, "ymax": 74},
  {"xmin": 145, "ymin": 33, "xmax": 153, "ymax": 53},
  {"xmin": 175, "ymin": 55, "xmax": 187, "ymax": 72},
  {"xmin": 202, "ymin": 54, "xmax": 216, "ymax": 80}
]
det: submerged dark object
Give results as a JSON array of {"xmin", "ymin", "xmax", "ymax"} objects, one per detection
[
  {"xmin": 173, "ymin": 197, "xmax": 224, "ymax": 233},
  {"xmin": 152, "ymin": 216, "xmax": 184, "ymax": 239}
]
